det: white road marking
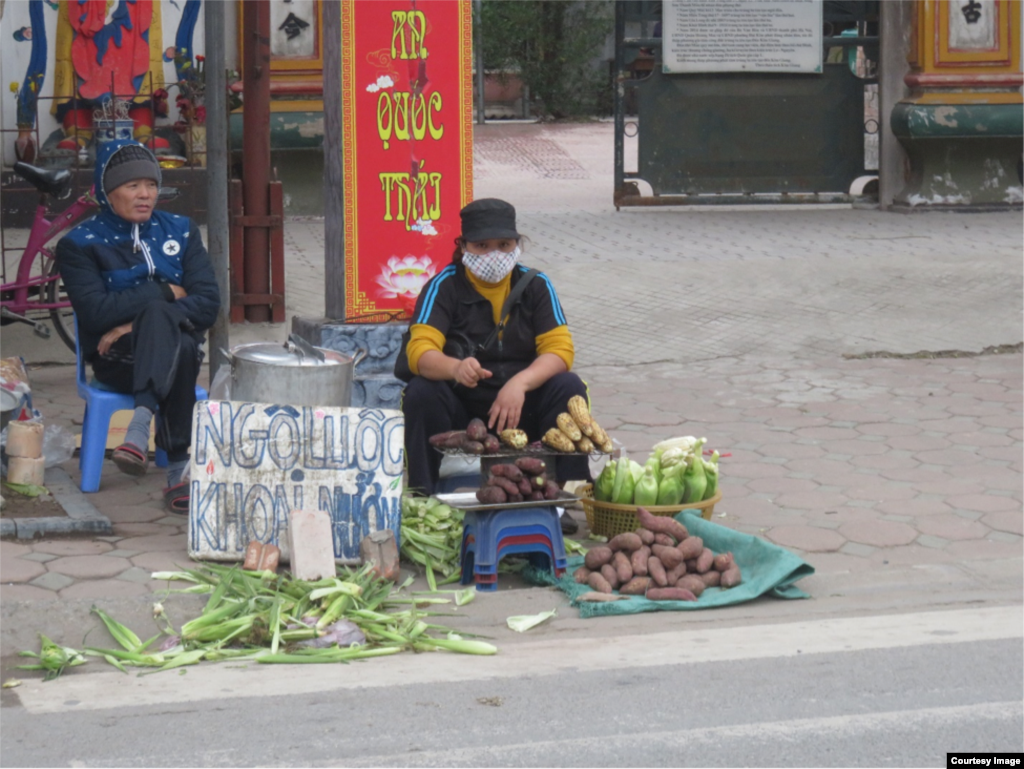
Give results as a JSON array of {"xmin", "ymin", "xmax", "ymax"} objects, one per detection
[
  {"xmin": 327, "ymin": 701, "xmax": 1024, "ymax": 767},
  {"xmin": 14, "ymin": 604, "xmax": 1022, "ymax": 715}
]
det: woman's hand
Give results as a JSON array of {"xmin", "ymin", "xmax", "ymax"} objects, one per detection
[
  {"xmin": 453, "ymin": 357, "xmax": 492, "ymax": 388},
  {"xmin": 488, "ymin": 378, "xmax": 528, "ymax": 433},
  {"xmin": 98, "ymin": 322, "xmax": 132, "ymax": 355}
]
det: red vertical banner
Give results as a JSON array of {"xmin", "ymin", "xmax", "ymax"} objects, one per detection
[{"xmin": 341, "ymin": 0, "xmax": 474, "ymax": 319}]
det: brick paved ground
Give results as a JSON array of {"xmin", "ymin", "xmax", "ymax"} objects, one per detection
[{"xmin": 2, "ymin": 121, "xmax": 1020, "ymax": 621}]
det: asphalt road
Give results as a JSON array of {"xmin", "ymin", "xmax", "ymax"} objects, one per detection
[{"xmin": 2, "ymin": 606, "xmax": 1020, "ymax": 768}]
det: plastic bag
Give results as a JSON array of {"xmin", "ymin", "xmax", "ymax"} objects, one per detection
[{"xmin": 42, "ymin": 423, "xmax": 76, "ymax": 468}]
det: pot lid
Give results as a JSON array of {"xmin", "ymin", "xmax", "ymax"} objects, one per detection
[{"xmin": 230, "ymin": 338, "xmax": 350, "ymax": 367}]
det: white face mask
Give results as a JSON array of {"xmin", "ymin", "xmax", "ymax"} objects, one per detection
[{"xmin": 462, "ymin": 245, "xmax": 521, "ymax": 283}]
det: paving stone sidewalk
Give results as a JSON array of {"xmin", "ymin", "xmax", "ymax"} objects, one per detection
[{"xmin": 2, "ymin": 121, "xmax": 1021, "ymax": 610}]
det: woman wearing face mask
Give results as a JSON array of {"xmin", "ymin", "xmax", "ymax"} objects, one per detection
[{"xmin": 398, "ymin": 198, "xmax": 591, "ymax": 502}]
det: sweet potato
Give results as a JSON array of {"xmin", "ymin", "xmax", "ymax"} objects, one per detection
[
  {"xmin": 653, "ymin": 533, "xmax": 676, "ymax": 548},
  {"xmin": 543, "ymin": 480, "xmax": 562, "ymax": 500},
  {"xmin": 600, "ymin": 564, "xmax": 620, "ymax": 590},
  {"xmin": 462, "ymin": 440, "xmax": 485, "ymax": 455},
  {"xmin": 529, "ymin": 490, "xmax": 546, "ymax": 502},
  {"xmin": 630, "ymin": 545, "xmax": 651, "ymax": 577},
  {"xmin": 695, "ymin": 547, "xmax": 715, "ymax": 574},
  {"xmin": 428, "ymin": 430, "xmax": 461, "ymax": 447},
  {"xmin": 684, "ymin": 559, "xmax": 699, "ymax": 573},
  {"xmin": 514, "ymin": 457, "xmax": 547, "ymax": 475},
  {"xmin": 482, "ymin": 434, "xmax": 502, "ymax": 454},
  {"xmin": 700, "ymin": 570, "xmax": 721, "ymax": 588},
  {"xmin": 720, "ymin": 565, "xmax": 742, "ymax": 588},
  {"xmin": 587, "ymin": 572, "xmax": 614, "ymax": 594},
  {"xmin": 647, "ymin": 556, "xmax": 668, "ymax": 587},
  {"xmin": 608, "ymin": 532, "xmax": 643, "ymax": 552},
  {"xmin": 475, "ymin": 486, "xmax": 507, "ymax": 505},
  {"xmin": 665, "ymin": 561, "xmax": 687, "ymax": 586},
  {"xmin": 612, "ymin": 551, "xmax": 633, "ymax": 584},
  {"xmin": 619, "ymin": 576, "xmax": 652, "ymax": 595},
  {"xmin": 636, "ymin": 528, "xmax": 656, "ymax": 546},
  {"xmin": 651, "ymin": 544, "xmax": 684, "ymax": 570},
  {"xmin": 635, "ymin": 507, "xmax": 689, "ymax": 543},
  {"xmin": 677, "ymin": 536, "xmax": 704, "ymax": 561},
  {"xmin": 573, "ymin": 566, "xmax": 592, "ymax": 584},
  {"xmin": 443, "ymin": 431, "xmax": 469, "ymax": 449},
  {"xmin": 713, "ymin": 552, "xmax": 735, "ymax": 572},
  {"xmin": 488, "ymin": 476, "xmax": 520, "ymax": 497},
  {"xmin": 466, "ymin": 418, "xmax": 488, "ymax": 442},
  {"xmin": 646, "ymin": 587, "xmax": 697, "ymax": 602},
  {"xmin": 517, "ymin": 478, "xmax": 533, "ymax": 496},
  {"xmin": 677, "ymin": 574, "xmax": 706, "ymax": 597},
  {"xmin": 507, "ymin": 492, "xmax": 524, "ymax": 503},
  {"xmin": 584, "ymin": 546, "xmax": 614, "ymax": 570},
  {"xmin": 491, "ymin": 463, "xmax": 524, "ymax": 482}
]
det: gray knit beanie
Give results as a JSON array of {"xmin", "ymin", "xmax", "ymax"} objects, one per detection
[{"xmin": 103, "ymin": 144, "xmax": 161, "ymax": 196}]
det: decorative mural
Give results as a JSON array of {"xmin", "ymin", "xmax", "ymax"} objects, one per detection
[{"xmin": 2, "ymin": 0, "xmax": 208, "ymax": 167}]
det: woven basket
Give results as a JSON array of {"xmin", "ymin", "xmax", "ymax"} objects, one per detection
[{"xmin": 579, "ymin": 483, "xmax": 722, "ymax": 538}]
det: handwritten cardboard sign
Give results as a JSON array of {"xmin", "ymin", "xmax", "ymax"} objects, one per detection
[{"xmin": 187, "ymin": 401, "xmax": 405, "ymax": 564}]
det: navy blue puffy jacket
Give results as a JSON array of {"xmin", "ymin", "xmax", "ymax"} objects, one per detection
[{"xmin": 56, "ymin": 139, "xmax": 220, "ymax": 361}]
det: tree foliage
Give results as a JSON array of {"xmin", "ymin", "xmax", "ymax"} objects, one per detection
[{"xmin": 480, "ymin": 0, "xmax": 613, "ymax": 120}]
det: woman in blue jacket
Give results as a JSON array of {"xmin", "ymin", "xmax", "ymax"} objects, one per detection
[{"xmin": 56, "ymin": 139, "xmax": 220, "ymax": 512}]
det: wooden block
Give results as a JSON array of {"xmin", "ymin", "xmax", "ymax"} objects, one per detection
[
  {"xmin": 6, "ymin": 421, "xmax": 44, "ymax": 458},
  {"xmin": 359, "ymin": 529, "xmax": 401, "ymax": 582},
  {"xmin": 288, "ymin": 509, "xmax": 336, "ymax": 581},
  {"xmin": 7, "ymin": 456, "xmax": 45, "ymax": 485},
  {"xmin": 242, "ymin": 541, "xmax": 281, "ymax": 572}
]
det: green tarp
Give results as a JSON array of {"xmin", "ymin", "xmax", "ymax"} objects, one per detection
[{"xmin": 524, "ymin": 511, "xmax": 816, "ymax": 619}]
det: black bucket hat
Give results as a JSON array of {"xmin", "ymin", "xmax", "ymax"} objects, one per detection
[{"xmin": 460, "ymin": 198, "xmax": 520, "ymax": 242}]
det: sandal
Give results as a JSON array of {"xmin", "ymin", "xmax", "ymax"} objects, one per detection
[
  {"xmin": 163, "ymin": 481, "xmax": 190, "ymax": 514},
  {"xmin": 111, "ymin": 443, "xmax": 149, "ymax": 476}
]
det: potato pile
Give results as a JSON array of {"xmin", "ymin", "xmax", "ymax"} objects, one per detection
[
  {"xmin": 475, "ymin": 458, "xmax": 561, "ymax": 505},
  {"xmin": 542, "ymin": 395, "xmax": 614, "ymax": 454},
  {"xmin": 573, "ymin": 507, "xmax": 742, "ymax": 601}
]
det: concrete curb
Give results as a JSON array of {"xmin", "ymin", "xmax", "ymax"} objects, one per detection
[{"xmin": 2, "ymin": 466, "xmax": 112, "ymax": 539}]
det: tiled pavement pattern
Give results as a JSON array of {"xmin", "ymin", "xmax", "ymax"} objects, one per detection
[{"xmin": 1, "ymin": 121, "xmax": 1021, "ymax": 606}]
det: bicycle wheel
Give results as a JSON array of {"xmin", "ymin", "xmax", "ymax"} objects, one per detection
[{"xmin": 43, "ymin": 252, "xmax": 76, "ymax": 352}]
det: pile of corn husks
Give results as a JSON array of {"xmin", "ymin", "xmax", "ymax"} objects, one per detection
[{"xmin": 18, "ymin": 562, "xmax": 493, "ymax": 680}]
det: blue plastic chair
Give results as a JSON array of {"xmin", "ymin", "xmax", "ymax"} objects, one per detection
[{"xmin": 74, "ymin": 317, "xmax": 207, "ymax": 493}]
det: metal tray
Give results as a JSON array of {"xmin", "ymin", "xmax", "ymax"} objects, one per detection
[{"xmin": 435, "ymin": 490, "xmax": 581, "ymax": 512}]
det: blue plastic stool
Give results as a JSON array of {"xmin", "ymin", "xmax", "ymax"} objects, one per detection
[
  {"xmin": 463, "ymin": 542, "xmax": 565, "ymax": 575},
  {"xmin": 461, "ymin": 549, "xmax": 559, "ymax": 586},
  {"xmin": 75, "ymin": 317, "xmax": 208, "ymax": 493},
  {"xmin": 462, "ymin": 506, "xmax": 566, "ymax": 558},
  {"xmin": 459, "ymin": 506, "xmax": 567, "ymax": 589}
]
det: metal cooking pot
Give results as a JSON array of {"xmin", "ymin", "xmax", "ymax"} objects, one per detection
[{"xmin": 227, "ymin": 334, "xmax": 366, "ymax": 408}]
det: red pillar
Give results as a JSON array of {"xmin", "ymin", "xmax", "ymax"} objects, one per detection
[{"xmin": 241, "ymin": 0, "xmax": 271, "ymax": 322}]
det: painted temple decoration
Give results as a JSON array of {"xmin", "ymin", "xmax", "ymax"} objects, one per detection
[{"xmin": 2, "ymin": 0, "xmax": 213, "ymax": 167}]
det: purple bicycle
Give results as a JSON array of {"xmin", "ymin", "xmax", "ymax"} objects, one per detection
[{"xmin": 1, "ymin": 163, "xmax": 89, "ymax": 350}]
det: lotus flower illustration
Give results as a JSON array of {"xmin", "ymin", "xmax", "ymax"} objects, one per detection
[{"xmin": 375, "ymin": 255, "xmax": 437, "ymax": 300}]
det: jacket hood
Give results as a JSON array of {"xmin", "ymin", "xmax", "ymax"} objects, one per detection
[{"xmin": 93, "ymin": 139, "xmax": 163, "ymax": 210}]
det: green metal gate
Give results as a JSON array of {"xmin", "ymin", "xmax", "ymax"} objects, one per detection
[{"xmin": 614, "ymin": 1, "xmax": 879, "ymax": 207}]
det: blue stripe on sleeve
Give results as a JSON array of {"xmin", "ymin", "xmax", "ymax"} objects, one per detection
[
  {"xmin": 415, "ymin": 265, "xmax": 456, "ymax": 323},
  {"xmin": 537, "ymin": 272, "xmax": 566, "ymax": 326}
]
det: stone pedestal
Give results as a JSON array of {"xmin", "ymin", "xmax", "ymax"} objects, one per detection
[
  {"xmin": 891, "ymin": 102, "xmax": 1023, "ymax": 208},
  {"xmin": 292, "ymin": 317, "xmax": 407, "ymax": 410},
  {"xmin": 891, "ymin": 0, "xmax": 1022, "ymax": 211}
]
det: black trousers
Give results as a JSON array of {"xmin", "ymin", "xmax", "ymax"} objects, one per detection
[
  {"xmin": 402, "ymin": 371, "xmax": 592, "ymax": 496},
  {"xmin": 91, "ymin": 302, "xmax": 203, "ymax": 463}
]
